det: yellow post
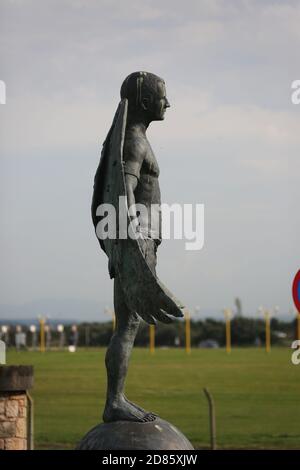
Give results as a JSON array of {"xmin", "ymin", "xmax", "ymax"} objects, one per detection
[
  {"xmin": 39, "ymin": 317, "xmax": 45, "ymax": 353},
  {"xmin": 264, "ymin": 310, "xmax": 271, "ymax": 353},
  {"xmin": 297, "ymin": 312, "xmax": 300, "ymax": 342},
  {"xmin": 149, "ymin": 324, "xmax": 155, "ymax": 354},
  {"xmin": 224, "ymin": 309, "xmax": 231, "ymax": 354},
  {"xmin": 185, "ymin": 310, "xmax": 191, "ymax": 354}
]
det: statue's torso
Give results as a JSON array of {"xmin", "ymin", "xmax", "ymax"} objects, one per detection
[{"xmin": 124, "ymin": 129, "xmax": 161, "ymax": 241}]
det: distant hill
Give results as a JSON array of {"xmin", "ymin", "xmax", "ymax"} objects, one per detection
[
  {"xmin": 0, "ymin": 298, "xmax": 294, "ymax": 325},
  {"xmin": 0, "ymin": 298, "xmax": 110, "ymax": 324}
]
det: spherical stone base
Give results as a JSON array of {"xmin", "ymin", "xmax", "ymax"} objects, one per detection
[{"xmin": 76, "ymin": 417, "xmax": 194, "ymax": 450}]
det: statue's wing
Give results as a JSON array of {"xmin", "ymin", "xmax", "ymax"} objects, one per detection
[
  {"xmin": 91, "ymin": 99, "xmax": 184, "ymax": 325},
  {"xmin": 117, "ymin": 237, "xmax": 185, "ymax": 324},
  {"xmin": 91, "ymin": 100, "xmax": 124, "ymax": 268}
]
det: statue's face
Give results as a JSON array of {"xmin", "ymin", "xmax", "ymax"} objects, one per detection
[{"xmin": 147, "ymin": 80, "xmax": 170, "ymax": 121}]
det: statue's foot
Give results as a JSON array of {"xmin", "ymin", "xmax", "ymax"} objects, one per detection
[
  {"xmin": 124, "ymin": 396, "xmax": 158, "ymax": 420},
  {"xmin": 103, "ymin": 397, "xmax": 156, "ymax": 423}
]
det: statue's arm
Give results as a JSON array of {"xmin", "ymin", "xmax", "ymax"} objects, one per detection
[
  {"xmin": 123, "ymin": 138, "xmax": 145, "ymax": 223},
  {"xmin": 125, "ymin": 174, "xmax": 138, "ymax": 220}
]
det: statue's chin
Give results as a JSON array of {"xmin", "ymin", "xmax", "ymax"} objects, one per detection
[{"xmin": 150, "ymin": 113, "xmax": 166, "ymax": 122}]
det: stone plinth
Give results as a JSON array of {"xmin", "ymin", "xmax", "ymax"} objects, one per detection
[{"xmin": 0, "ymin": 365, "xmax": 34, "ymax": 450}]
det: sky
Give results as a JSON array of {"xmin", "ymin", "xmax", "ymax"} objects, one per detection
[{"xmin": 0, "ymin": 0, "xmax": 299, "ymax": 321}]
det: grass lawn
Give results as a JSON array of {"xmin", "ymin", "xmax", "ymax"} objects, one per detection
[{"xmin": 6, "ymin": 347, "xmax": 300, "ymax": 450}]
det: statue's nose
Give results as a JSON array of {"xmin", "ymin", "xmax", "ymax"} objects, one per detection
[{"xmin": 165, "ymin": 98, "xmax": 170, "ymax": 108}]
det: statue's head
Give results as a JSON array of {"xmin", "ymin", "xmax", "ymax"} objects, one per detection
[{"xmin": 120, "ymin": 71, "xmax": 170, "ymax": 122}]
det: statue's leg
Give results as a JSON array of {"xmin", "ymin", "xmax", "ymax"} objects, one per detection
[
  {"xmin": 123, "ymin": 239, "xmax": 159, "ymax": 416},
  {"xmin": 103, "ymin": 275, "xmax": 156, "ymax": 423}
]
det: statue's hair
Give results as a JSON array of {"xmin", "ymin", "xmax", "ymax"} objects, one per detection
[{"xmin": 120, "ymin": 71, "xmax": 164, "ymax": 107}]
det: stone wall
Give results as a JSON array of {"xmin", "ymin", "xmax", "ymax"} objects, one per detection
[
  {"xmin": 0, "ymin": 391, "xmax": 27, "ymax": 450},
  {"xmin": 0, "ymin": 365, "xmax": 34, "ymax": 451}
]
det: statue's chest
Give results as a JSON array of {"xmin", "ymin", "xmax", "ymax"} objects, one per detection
[{"xmin": 142, "ymin": 146, "xmax": 160, "ymax": 177}]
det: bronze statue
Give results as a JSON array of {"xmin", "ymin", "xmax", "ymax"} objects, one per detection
[{"xmin": 91, "ymin": 71, "xmax": 184, "ymax": 423}]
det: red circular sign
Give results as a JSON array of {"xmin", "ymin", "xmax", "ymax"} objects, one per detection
[{"xmin": 292, "ymin": 270, "xmax": 300, "ymax": 313}]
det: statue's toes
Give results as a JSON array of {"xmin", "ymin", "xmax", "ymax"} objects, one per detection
[{"xmin": 142, "ymin": 413, "xmax": 156, "ymax": 422}]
